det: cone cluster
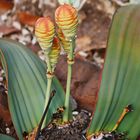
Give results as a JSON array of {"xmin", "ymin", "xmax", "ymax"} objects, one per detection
[{"xmin": 35, "ymin": 4, "xmax": 78, "ymax": 71}]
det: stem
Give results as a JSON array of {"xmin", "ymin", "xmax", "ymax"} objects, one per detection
[
  {"xmin": 63, "ymin": 63, "xmax": 72, "ymax": 122},
  {"xmin": 44, "ymin": 51, "xmax": 53, "ymax": 111},
  {"xmin": 63, "ymin": 37, "xmax": 75, "ymax": 122},
  {"xmin": 41, "ymin": 52, "xmax": 53, "ymax": 126},
  {"xmin": 44, "ymin": 77, "xmax": 53, "ymax": 111},
  {"xmin": 35, "ymin": 91, "xmax": 55, "ymax": 140},
  {"xmin": 45, "ymin": 54, "xmax": 52, "ymax": 73}
]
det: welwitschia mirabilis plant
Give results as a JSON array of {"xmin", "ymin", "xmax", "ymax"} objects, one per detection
[
  {"xmin": 55, "ymin": 4, "xmax": 78, "ymax": 122},
  {"xmin": 87, "ymin": 4, "xmax": 140, "ymax": 140},
  {"xmin": 0, "ymin": 39, "xmax": 65, "ymax": 139}
]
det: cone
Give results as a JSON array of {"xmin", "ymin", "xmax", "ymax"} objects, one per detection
[
  {"xmin": 35, "ymin": 17, "xmax": 55, "ymax": 53},
  {"xmin": 55, "ymin": 4, "xmax": 78, "ymax": 39},
  {"xmin": 49, "ymin": 37, "xmax": 61, "ymax": 70}
]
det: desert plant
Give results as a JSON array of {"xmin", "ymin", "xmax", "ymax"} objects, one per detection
[
  {"xmin": 87, "ymin": 4, "xmax": 140, "ymax": 140},
  {"xmin": 3, "ymin": 1, "xmax": 140, "ymax": 140}
]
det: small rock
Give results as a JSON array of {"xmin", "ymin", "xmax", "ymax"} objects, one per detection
[
  {"xmin": 32, "ymin": 36, "xmax": 37, "ymax": 44},
  {"xmin": 78, "ymin": 51, "xmax": 88, "ymax": 58},
  {"xmin": 6, "ymin": 127, "xmax": 10, "ymax": 134},
  {"xmin": 1, "ymin": 14, "xmax": 8, "ymax": 22},
  {"xmin": 72, "ymin": 111, "xmax": 79, "ymax": 116},
  {"xmin": 22, "ymin": 28, "xmax": 30, "ymax": 36},
  {"xmin": 12, "ymin": 21, "xmax": 21, "ymax": 30}
]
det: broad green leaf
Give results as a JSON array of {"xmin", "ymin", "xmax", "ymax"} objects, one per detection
[
  {"xmin": 87, "ymin": 4, "xmax": 140, "ymax": 140},
  {"xmin": 0, "ymin": 39, "xmax": 65, "ymax": 139},
  {"xmin": 0, "ymin": 134, "xmax": 15, "ymax": 140}
]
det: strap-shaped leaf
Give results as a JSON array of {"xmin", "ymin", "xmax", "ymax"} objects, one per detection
[
  {"xmin": 0, "ymin": 39, "xmax": 65, "ymax": 139},
  {"xmin": 87, "ymin": 4, "xmax": 140, "ymax": 139},
  {"xmin": 0, "ymin": 134, "xmax": 15, "ymax": 140}
]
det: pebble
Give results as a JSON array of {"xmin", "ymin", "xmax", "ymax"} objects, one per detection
[
  {"xmin": 22, "ymin": 28, "xmax": 30, "ymax": 36},
  {"xmin": 1, "ymin": 14, "xmax": 8, "ymax": 22},
  {"xmin": 78, "ymin": 51, "xmax": 88, "ymax": 58},
  {"xmin": 12, "ymin": 21, "xmax": 21, "ymax": 30},
  {"xmin": 32, "ymin": 36, "xmax": 37, "ymax": 44},
  {"xmin": 72, "ymin": 111, "xmax": 79, "ymax": 116},
  {"xmin": 6, "ymin": 127, "xmax": 10, "ymax": 134}
]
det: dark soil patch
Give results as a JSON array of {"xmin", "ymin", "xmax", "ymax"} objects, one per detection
[{"xmin": 38, "ymin": 110, "xmax": 90, "ymax": 140}]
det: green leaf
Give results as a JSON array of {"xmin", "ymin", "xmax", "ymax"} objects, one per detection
[
  {"xmin": 0, "ymin": 134, "xmax": 15, "ymax": 140},
  {"xmin": 0, "ymin": 39, "xmax": 65, "ymax": 139},
  {"xmin": 87, "ymin": 4, "xmax": 140, "ymax": 140}
]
